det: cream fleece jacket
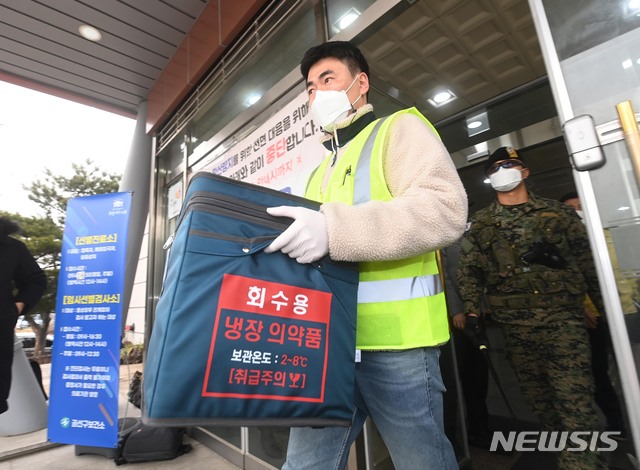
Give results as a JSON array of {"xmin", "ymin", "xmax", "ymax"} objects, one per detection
[{"xmin": 318, "ymin": 104, "xmax": 468, "ymax": 262}]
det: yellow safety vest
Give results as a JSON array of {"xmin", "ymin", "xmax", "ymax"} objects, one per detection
[{"xmin": 305, "ymin": 107, "xmax": 450, "ymax": 350}]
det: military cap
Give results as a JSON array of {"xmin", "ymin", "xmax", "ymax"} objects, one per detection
[{"xmin": 484, "ymin": 146, "xmax": 524, "ymax": 175}]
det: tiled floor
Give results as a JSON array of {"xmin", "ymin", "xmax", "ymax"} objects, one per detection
[
  {"xmin": 0, "ymin": 436, "xmax": 240, "ymax": 470},
  {"xmin": 0, "ymin": 357, "xmax": 240, "ymax": 470}
]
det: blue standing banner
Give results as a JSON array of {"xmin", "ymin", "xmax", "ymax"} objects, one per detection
[{"xmin": 48, "ymin": 192, "xmax": 132, "ymax": 448}]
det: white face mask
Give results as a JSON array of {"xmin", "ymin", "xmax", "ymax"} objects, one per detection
[
  {"xmin": 489, "ymin": 167, "xmax": 523, "ymax": 192},
  {"xmin": 311, "ymin": 75, "xmax": 361, "ymax": 131},
  {"xmin": 575, "ymin": 210, "xmax": 585, "ymax": 223}
]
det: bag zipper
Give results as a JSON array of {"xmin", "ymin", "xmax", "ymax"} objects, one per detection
[{"xmin": 163, "ymin": 194, "xmax": 290, "ymax": 249}]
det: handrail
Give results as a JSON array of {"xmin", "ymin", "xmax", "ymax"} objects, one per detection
[{"xmin": 616, "ymin": 100, "xmax": 640, "ymax": 189}]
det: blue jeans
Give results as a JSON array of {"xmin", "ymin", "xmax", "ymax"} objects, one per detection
[{"xmin": 282, "ymin": 347, "xmax": 457, "ymax": 470}]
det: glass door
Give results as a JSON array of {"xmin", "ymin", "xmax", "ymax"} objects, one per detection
[{"xmin": 530, "ymin": 0, "xmax": 640, "ymax": 461}]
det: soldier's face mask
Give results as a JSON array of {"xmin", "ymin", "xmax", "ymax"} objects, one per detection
[
  {"xmin": 489, "ymin": 166, "xmax": 523, "ymax": 192},
  {"xmin": 310, "ymin": 74, "xmax": 362, "ymax": 131}
]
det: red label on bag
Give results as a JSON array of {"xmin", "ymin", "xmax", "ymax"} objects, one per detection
[{"xmin": 202, "ymin": 273, "xmax": 332, "ymax": 402}]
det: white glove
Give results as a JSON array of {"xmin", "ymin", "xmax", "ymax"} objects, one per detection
[{"xmin": 264, "ymin": 206, "xmax": 329, "ymax": 264}]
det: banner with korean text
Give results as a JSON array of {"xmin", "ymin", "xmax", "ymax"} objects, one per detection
[
  {"xmin": 202, "ymin": 91, "xmax": 326, "ymax": 195},
  {"xmin": 48, "ymin": 192, "xmax": 132, "ymax": 448}
]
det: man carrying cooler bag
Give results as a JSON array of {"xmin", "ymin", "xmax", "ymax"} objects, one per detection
[{"xmin": 265, "ymin": 40, "xmax": 468, "ymax": 470}]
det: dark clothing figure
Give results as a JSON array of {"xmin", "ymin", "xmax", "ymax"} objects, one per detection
[
  {"xmin": 588, "ymin": 317, "xmax": 627, "ymax": 434},
  {"xmin": 0, "ymin": 217, "xmax": 47, "ymax": 414},
  {"xmin": 453, "ymin": 326, "xmax": 490, "ymax": 442},
  {"xmin": 441, "ymin": 242, "xmax": 491, "ymax": 446},
  {"xmin": 560, "ymin": 192, "xmax": 627, "ymax": 436},
  {"xmin": 458, "ymin": 190, "xmax": 602, "ymax": 469}
]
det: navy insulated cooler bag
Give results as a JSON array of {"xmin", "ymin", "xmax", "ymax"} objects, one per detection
[{"xmin": 143, "ymin": 172, "xmax": 359, "ymax": 427}]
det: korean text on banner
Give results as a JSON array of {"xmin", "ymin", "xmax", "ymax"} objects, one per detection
[
  {"xmin": 47, "ymin": 192, "xmax": 132, "ymax": 448},
  {"xmin": 203, "ymin": 91, "xmax": 326, "ymax": 196}
]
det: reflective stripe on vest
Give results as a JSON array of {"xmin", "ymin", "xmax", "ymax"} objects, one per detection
[
  {"xmin": 353, "ymin": 118, "xmax": 386, "ymax": 205},
  {"xmin": 358, "ymin": 274, "xmax": 443, "ymax": 303}
]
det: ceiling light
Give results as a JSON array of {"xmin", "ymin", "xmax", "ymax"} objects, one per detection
[
  {"xmin": 427, "ymin": 90, "xmax": 456, "ymax": 108},
  {"xmin": 622, "ymin": 59, "xmax": 633, "ymax": 69},
  {"xmin": 466, "ymin": 143, "xmax": 489, "ymax": 162},
  {"xmin": 433, "ymin": 91, "xmax": 452, "ymax": 103},
  {"xmin": 333, "ymin": 8, "xmax": 360, "ymax": 32},
  {"xmin": 625, "ymin": 0, "xmax": 640, "ymax": 16},
  {"xmin": 79, "ymin": 24, "xmax": 102, "ymax": 42},
  {"xmin": 246, "ymin": 93, "xmax": 261, "ymax": 107},
  {"xmin": 618, "ymin": 206, "xmax": 630, "ymax": 211},
  {"xmin": 483, "ymin": 178, "xmax": 491, "ymax": 184},
  {"xmin": 465, "ymin": 110, "xmax": 490, "ymax": 137}
]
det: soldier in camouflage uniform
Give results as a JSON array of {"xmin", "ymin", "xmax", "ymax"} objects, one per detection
[{"xmin": 457, "ymin": 147, "xmax": 605, "ymax": 470}]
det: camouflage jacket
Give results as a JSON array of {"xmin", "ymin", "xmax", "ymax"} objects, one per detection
[{"xmin": 457, "ymin": 192, "xmax": 604, "ymax": 325}]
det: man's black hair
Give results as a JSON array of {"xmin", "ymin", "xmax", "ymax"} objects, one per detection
[
  {"xmin": 300, "ymin": 41, "xmax": 369, "ymax": 81},
  {"xmin": 560, "ymin": 191, "xmax": 579, "ymax": 203},
  {"xmin": 0, "ymin": 216, "xmax": 22, "ymax": 237}
]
